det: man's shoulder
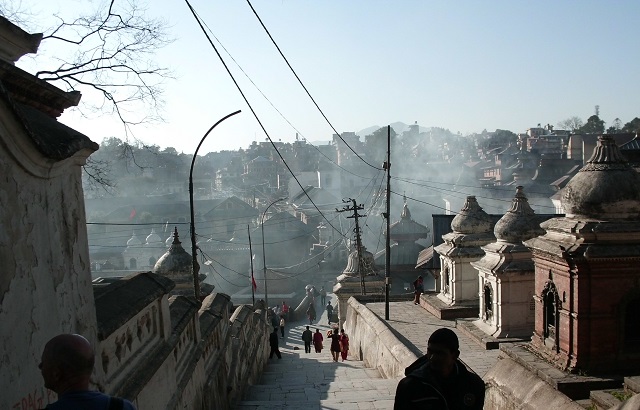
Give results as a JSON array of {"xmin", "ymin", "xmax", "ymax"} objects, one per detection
[
  {"xmin": 457, "ymin": 362, "xmax": 485, "ymax": 388},
  {"xmin": 46, "ymin": 391, "xmax": 136, "ymax": 410}
]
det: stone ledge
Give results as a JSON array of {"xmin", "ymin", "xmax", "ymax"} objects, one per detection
[
  {"xmin": 420, "ymin": 293, "xmax": 478, "ymax": 320},
  {"xmin": 484, "ymin": 355, "xmax": 584, "ymax": 409},
  {"xmin": 625, "ymin": 376, "xmax": 640, "ymax": 394},
  {"xmin": 590, "ymin": 389, "xmax": 624, "ymax": 409},
  {"xmin": 500, "ymin": 344, "xmax": 622, "ymax": 400},
  {"xmin": 456, "ymin": 319, "xmax": 530, "ymax": 350}
]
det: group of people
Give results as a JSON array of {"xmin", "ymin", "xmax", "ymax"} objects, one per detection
[
  {"xmin": 36, "ymin": 276, "xmax": 484, "ymax": 410},
  {"xmin": 301, "ymin": 326, "xmax": 325, "ymax": 353},
  {"xmin": 300, "ymin": 326, "xmax": 349, "ymax": 361},
  {"xmin": 38, "ymin": 325, "xmax": 484, "ymax": 410}
]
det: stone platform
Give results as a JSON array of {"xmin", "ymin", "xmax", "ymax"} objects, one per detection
[
  {"xmin": 499, "ymin": 343, "xmax": 622, "ymax": 400},
  {"xmin": 419, "ymin": 292, "xmax": 478, "ymax": 320},
  {"xmin": 456, "ymin": 318, "xmax": 532, "ymax": 350}
]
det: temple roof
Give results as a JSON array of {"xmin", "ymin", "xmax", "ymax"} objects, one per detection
[
  {"xmin": 388, "ymin": 201, "xmax": 429, "ymax": 241},
  {"xmin": 154, "ymin": 227, "xmax": 192, "ymax": 276},
  {"xmin": 562, "ymin": 135, "xmax": 640, "ymax": 220}
]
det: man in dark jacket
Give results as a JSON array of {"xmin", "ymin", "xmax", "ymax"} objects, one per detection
[
  {"xmin": 301, "ymin": 326, "xmax": 313, "ymax": 353},
  {"xmin": 394, "ymin": 328, "xmax": 485, "ymax": 409},
  {"xmin": 269, "ymin": 327, "xmax": 282, "ymax": 359}
]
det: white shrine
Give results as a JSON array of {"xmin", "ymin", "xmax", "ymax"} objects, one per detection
[
  {"xmin": 435, "ymin": 196, "xmax": 495, "ymax": 308},
  {"xmin": 471, "ymin": 186, "xmax": 544, "ymax": 339}
]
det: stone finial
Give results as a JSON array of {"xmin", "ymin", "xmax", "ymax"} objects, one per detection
[
  {"xmin": 401, "ymin": 201, "xmax": 411, "ymax": 219},
  {"xmin": 506, "ymin": 186, "xmax": 535, "ymax": 215},
  {"xmin": 451, "ymin": 196, "xmax": 492, "ymax": 234},
  {"xmin": 583, "ymin": 135, "xmax": 629, "ymax": 170},
  {"xmin": 494, "ymin": 186, "xmax": 544, "ymax": 243}
]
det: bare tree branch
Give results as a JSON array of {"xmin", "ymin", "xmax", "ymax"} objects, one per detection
[
  {"xmin": 22, "ymin": 0, "xmax": 174, "ymax": 139},
  {"xmin": 4, "ymin": 0, "xmax": 175, "ymax": 189}
]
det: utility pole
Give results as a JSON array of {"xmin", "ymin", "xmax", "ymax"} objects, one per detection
[
  {"xmin": 384, "ymin": 125, "xmax": 391, "ymax": 320},
  {"xmin": 248, "ymin": 225, "xmax": 255, "ymax": 306},
  {"xmin": 337, "ymin": 198, "xmax": 367, "ymax": 294}
]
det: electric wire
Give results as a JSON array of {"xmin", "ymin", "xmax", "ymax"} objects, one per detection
[
  {"xmin": 184, "ymin": 0, "xmax": 346, "ymax": 238},
  {"xmin": 245, "ymin": 0, "xmax": 383, "ymax": 172},
  {"xmin": 192, "ymin": 7, "xmax": 375, "ymax": 181}
]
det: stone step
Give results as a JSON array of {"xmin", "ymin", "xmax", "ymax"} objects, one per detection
[
  {"xmin": 625, "ymin": 376, "xmax": 640, "ymax": 394},
  {"xmin": 236, "ymin": 396, "xmax": 396, "ymax": 410},
  {"xmin": 573, "ymin": 398, "xmax": 593, "ymax": 409},
  {"xmin": 589, "ymin": 389, "xmax": 626, "ymax": 410}
]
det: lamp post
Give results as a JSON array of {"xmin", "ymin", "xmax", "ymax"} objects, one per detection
[
  {"xmin": 189, "ymin": 110, "xmax": 241, "ymax": 301},
  {"xmin": 261, "ymin": 197, "xmax": 286, "ymax": 308}
]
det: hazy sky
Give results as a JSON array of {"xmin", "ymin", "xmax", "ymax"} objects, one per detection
[{"xmin": 14, "ymin": 1, "xmax": 640, "ymax": 153}]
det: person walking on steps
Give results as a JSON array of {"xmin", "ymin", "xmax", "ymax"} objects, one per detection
[
  {"xmin": 301, "ymin": 326, "xmax": 313, "ymax": 353},
  {"xmin": 329, "ymin": 329, "xmax": 341, "ymax": 362},
  {"xmin": 313, "ymin": 328, "xmax": 324, "ymax": 353},
  {"xmin": 279, "ymin": 315, "xmax": 286, "ymax": 339},
  {"xmin": 269, "ymin": 327, "xmax": 282, "ymax": 359},
  {"xmin": 339, "ymin": 329, "xmax": 349, "ymax": 362},
  {"xmin": 413, "ymin": 275, "xmax": 424, "ymax": 305},
  {"xmin": 319, "ymin": 286, "xmax": 327, "ymax": 305},
  {"xmin": 326, "ymin": 302, "xmax": 334, "ymax": 324},
  {"xmin": 306, "ymin": 303, "xmax": 316, "ymax": 324}
]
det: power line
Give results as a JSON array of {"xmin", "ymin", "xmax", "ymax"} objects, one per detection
[
  {"xmin": 190, "ymin": 13, "xmax": 374, "ymax": 181},
  {"xmin": 245, "ymin": 0, "xmax": 383, "ymax": 172},
  {"xmin": 184, "ymin": 0, "xmax": 346, "ymax": 238}
]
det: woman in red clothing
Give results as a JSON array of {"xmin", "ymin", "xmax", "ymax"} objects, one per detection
[
  {"xmin": 339, "ymin": 329, "xmax": 349, "ymax": 362},
  {"xmin": 313, "ymin": 328, "xmax": 324, "ymax": 353}
]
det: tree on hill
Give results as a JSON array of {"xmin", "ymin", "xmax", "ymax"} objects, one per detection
[
  {"xmin": 576, "ymin": 115, "xmax": 605, "ymax": 134},
  {"xmin": 607, "ymin": 118, "xmax": 623, "ymax": 134},
  {"xmin": 364, "ymin": 126, "xmax": 397, "ymax": 163},
  {"xmin": 621, "ymin": 117, "xmax": 640, "ymax": 134},
  {"xmin": 558, "ymin": 116, "xmax": 584, "ymax": 132}
]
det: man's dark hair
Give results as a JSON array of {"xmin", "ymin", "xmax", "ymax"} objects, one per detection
[{"xmin": 428, "ymin": 328, "xmax": 459, "ymax": 352}]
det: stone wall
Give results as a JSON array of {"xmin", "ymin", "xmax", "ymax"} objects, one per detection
[
  {"xmin": 0, "ymin": 97, "xmax": 98, "ymax": 409},
  {"xmin": 483, "ymin": 355, "xmax": 583, "ymax": 410},
  {"xmin": 344, "ymin": 296, "xmax": 419, "ymax": 379},
  {"xmin": 94, "ymin": 274, "xmax": 270, "ymax": 410}
]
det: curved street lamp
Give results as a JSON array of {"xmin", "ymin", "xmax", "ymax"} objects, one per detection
[
  {"xmin": 189, "ymin": 110, "xmax": 241, "ymax": 301},
  {"xmin": 261, "ymin": 197, "xmax": 286, "ymax": 308}
]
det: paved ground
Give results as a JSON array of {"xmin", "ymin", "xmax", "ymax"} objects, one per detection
[
  {"xmin": 365, "ymin": 300, "xmax": 500, "ymax": 377},
  {"xmin": 235, "ymin": 295, "xmax": 500, "ymax": 409}
]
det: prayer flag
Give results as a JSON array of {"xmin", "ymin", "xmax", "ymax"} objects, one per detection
[{"xmin": 129, "ymin": 207, "xmax": 137, "ymax": 220}]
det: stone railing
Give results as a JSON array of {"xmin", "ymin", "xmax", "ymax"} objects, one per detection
[
  {"xmin": 94, "ymin": 272, "xmax": 271, "ymax": 409},
  {"xmin": 344, "ymin": 295, "xmax": 419, "ymax": 379}
]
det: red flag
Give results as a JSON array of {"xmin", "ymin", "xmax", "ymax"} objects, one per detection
[
  {"xmin": 129, "ymin": 207, "xmax": 137, "ymax": 220},
  {"xmin": 251, "ymin": 274, "xmax": 257, "ymax": 291}
]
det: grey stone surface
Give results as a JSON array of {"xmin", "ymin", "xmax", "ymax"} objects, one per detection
[{"xmin": 237, "ymin": 295, "xmax": 502, "ymax": 409}]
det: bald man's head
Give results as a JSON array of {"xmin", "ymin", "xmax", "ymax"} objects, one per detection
[{"xmin": 40, "ymin": 334, "xmax": 95, "ymax": 393}]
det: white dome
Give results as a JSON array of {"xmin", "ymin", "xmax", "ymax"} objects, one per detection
[
  {"xmin": 127, "ymin": 232, "xmax": 142, "ymax": 247},
  {"xmin": 145, "ymin": 228, "xmax": 162, "ymax": 244}
]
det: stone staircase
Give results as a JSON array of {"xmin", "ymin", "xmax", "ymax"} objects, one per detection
[
  {"xmin": 576, "ymin": 377, "xmax": 640, "ymax": 410},
  {"xmin": 235, "ymin": 324, "xmax": 399, "ymax": 409}
]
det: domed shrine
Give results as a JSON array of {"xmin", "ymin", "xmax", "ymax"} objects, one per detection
[
  {"xmin": 434, "ymin": 196, "xmax": 495, "ymax": 315},
  {"xmin": 154, "ymin": 227, "xmax": 213, "ymax": 298},
  {"xmin": 471, "ymin": 186, "xmax": 544, "ymax": 341},
  {"xmin": 333, "ymin": 243, "xmax": 383, "ymax": 329},
  {"xmin": 524, "ymin": 135, "xmax": 640, "ymax": 372},
  {"xmin": 122, "ymin": 229, "xmax": 165, "ymax": 270}
]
